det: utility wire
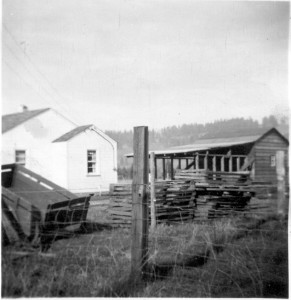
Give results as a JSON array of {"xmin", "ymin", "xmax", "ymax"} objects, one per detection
[
  {"xmin": 3, "ymin": 60, "xmax": 56, "ymax": 106},
  {"xmin": 3, "ymin": 23, "xmax": 81, "ymax": 124},
  {"xmin": 3, "ymin": 42, "xmax": 69, "ymax": 112}
]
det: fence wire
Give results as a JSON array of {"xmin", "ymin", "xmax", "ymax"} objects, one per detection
[{"xmin": 2, "ymin": 181, "xmax": 289, "ymax": 298}]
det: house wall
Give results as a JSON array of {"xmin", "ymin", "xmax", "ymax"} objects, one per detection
[
  {"xmin": 66, "ymin": 128, "xmax": 117, "ymax": 193},
  {"xmin": 253, "ymin": 131, "xmax": 289, "ymax": 184},
  {"xmin": 51, "ymin": 143, "xmax": 68, "ymax": 188},
  {"xmin": 2, "ymin": 109, "xmax": 76, "ymax": 186}
]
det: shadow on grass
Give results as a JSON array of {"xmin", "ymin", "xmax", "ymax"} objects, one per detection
[
  {"xmin": 77, "ymin": 221, "xmax": 113, "ymax": 234},
  {"xmin": 38, "ymin": 221, "xmax": 113, "ymax": 251}
]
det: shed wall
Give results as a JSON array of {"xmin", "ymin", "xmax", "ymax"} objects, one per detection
[{"xmin": 254, "ymin": 131, "xmax": 289, "ymax": 184}]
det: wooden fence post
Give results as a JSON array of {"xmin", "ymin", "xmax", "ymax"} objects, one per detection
[
  {"xmin": 276, "ymin": 151, "xmax": 286, "ymax": 218},
  {"xmin": 150, "ymin": 152, "xmax": 156, "ymax": 231},
  {"xmin": 131, "ymin": 126, "xmax": 149, "ymax": 281}
]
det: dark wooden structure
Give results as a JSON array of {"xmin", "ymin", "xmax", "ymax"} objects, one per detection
[
  {"xmin": 126, "ymin": 127, "xmax": 289, "ymax": 184},
  {"xmin": 2, "ymin": 164, "xmax": 91, "ymax": 247}
]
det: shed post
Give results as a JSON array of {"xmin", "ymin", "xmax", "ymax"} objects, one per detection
[
  {"xmin": 204, "ymin": 151, "xmax": 208, "ymax": 170},
  {"xmin": 162, "ymin": 158, "xmax": 166, "ymax": 180},
  {"xmin": 212, "ymin": 156, "xmax": 216, "ymax": 172},
  {"xmin": 236, "ymin": 157, "xmax": 240, "ymax": 171},
  {"xmin": 150, "ymin": 152, "xmax": 156, "ymax": 230},
  {"xmin": 131, "ymin": 126, "xmax": 149, "ymax": 281},
  {"xmin": 276, "ymin": 151, "xmax": 286, "ymax": 218},
  {"xmin": 221, "ymin": 156, "xmax": 225, "ymax": 172},
  {"xmin": 195, "ymin": 154, "xmax": 199, "ymax": 170},
  {"xmin": 170, "ymin": 157, "xmax": 174, "ymax": 180},
  {"xmin": 229, "ymin": 157, "xmax": 233, "ymax": 172}
]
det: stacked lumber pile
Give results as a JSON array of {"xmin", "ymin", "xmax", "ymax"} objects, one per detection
[
  {"xmin": 195, "ymin": 194, "xmax": 252, "ymax": 221},
  {"xmin": 154, "ymin": 181, "xmax": 195, "ymax": 223},
  {"xmin": 108, "ymin": 184, "xmax": 132, "ymax": 227},
  {"xmin": 175, "ymin": 170, "xmax": 251, "ymax": 186},
  {"xmin": 107, "ymin": 173, "xmax": 256, "ymax": 226},
  {"xmin": 108, "ymin": 182, "xmax": 195, "ymax": 226}
]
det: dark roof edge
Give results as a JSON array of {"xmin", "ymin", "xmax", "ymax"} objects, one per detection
[
  {"xmin": 2, "ymin": 108, "xmax": 51, "ymax": 133},
  {"xmin": 255, "ymin": 127, "xmax": 289, "ymax": 146},
  {"xmin": 52, "ymin": 124, "xmax": 93, "ymax": 143}
]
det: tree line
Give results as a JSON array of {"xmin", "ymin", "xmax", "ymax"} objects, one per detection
[{"xmin": 105, "ymin": 115, "xmax": 289, "ymax": 180}]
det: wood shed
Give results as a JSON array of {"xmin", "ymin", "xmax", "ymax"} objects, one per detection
[{"xmin": 126, "ymin": 127, "xmax": 289, "ymax": 184}]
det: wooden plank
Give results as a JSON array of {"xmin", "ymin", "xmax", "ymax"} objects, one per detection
[
  {"xmin": 162, "ymin": 158, "xmax": 166, "ymax": 180},
  {"xmin": 221, "ymin": 156, "xmax": 225, "ymax": 172},
  {"xmin": 170, "ymin": 157, "xmax": 174, "ymax": 180},
  {"xmin": 2, "ymin": 197, "xmax": 26, "ymax": 241},
  {"xmin": 212, "ymin": 156, "xmax": 216, "ymax": 172},
  {"xmin": 204, "ymin": 152, "xmax": 208, "ymax": 170},
  {"xmin": 150, "ymin": 152, "xmax": 156, "ymax": 230},
  {"xmin": 15, "ymin": 165, "xmax": 76, "ymax": 199},
  {"xmin": 276, "ymin": 151, "xmax": 286, "ymax": 217},
  {"xmin": 2, "ymin": 209, "xmax": 21, "ymax": 243},
  {"xmin": 131, "ymin": 126, "xmax": 149, "ymax": 281},
  {"xmin": 229, "ymin": 156, "xmax": 233, "ymax": 172},
  {"xmin": 2, "ymin": 187, "xmax": 43, "ymax": 236},
  {"xmin": 195, "ymin": 154, "xmax": 199, "ymax": 170},
  {"xmin": 154, "ymin": 157, "xmax": 157, "ymax": 179},
  {"xmin": 10, "ymin": 172, "xmax": 67, "ymax": 206}
]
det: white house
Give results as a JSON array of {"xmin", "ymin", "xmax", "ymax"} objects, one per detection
[{"xmin": 2, "ymin": 107, "xmax": 118, "ymax": 193}]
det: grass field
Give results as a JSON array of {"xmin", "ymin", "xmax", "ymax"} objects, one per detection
[{"xmin": 2, "ymin": 202, "xmax": 288, "ymax": 298}]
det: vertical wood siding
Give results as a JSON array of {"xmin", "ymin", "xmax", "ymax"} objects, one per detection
[{"xmin": 254, "ymin": 131, "xmax": 288, "ymax": 184}]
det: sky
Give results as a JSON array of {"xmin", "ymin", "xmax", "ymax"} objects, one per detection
[{"xmin": 2, "ymin": 0, "xmax": 290, "ymax": 131}]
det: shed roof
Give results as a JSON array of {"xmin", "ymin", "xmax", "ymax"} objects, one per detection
[
  {"xmin": 126, "ymin": 127, "xmax": 288, "ymax": 157},
  {"xmin": 52, "ymin": 125, "xmax": 93, "ymax": 142},
  {"xmin": 2, "ymin": 108, "xmax": 50, "ymax": 133}
]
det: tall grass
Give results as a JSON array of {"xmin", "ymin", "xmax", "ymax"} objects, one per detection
[{"xmin": 2, "ymin": 214, "xmax": 288, "ymax": 297}]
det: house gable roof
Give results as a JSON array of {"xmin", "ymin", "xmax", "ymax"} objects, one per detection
[
  {"xmin": 2, "ymin": 108, "xmax": 50, "ymax": 133},
  {"xmin": 52, "ymin": 125, "xmax": 93, "ymax": 142}
]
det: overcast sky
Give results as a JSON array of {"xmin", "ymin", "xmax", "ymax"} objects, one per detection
[{"xmin": 2, "ymin": 0, "xmax": 290, "ymax": 131}]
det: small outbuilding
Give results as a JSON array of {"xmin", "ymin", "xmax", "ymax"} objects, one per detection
[{"xmin": 2, "ymin": 107, "xmax": 118, "ymax": 192}]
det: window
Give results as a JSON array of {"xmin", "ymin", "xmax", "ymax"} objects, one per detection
[
  {"xmin": 87, "ymin": 150, "xmax": 99, "ymax": 174},
  {"xmin": 15, "ymin": 150, "xmax": 26, "ymax": 166},
  {"xmin": 270, "ymin": 155, "xmax": 276, "ymax": 167}
]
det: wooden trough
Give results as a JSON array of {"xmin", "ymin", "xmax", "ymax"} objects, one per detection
[{"xmin": 2, "ymin": 164, "xmax": 91, "ymax": 248}]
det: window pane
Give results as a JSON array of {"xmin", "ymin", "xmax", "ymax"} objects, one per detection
[
  {"xmin": 88, "ymin": 150, "xmax": 96, "ymax": 162},
  {"xmin": 270, "ymin": 155, "xmax": 276, "ymax": 167},
  {"xmin": 15, "ymin": 150, "xmax": 26, "ymax": 165},
  {"xmin": 87, "ymin": 150, "xmax": 97, "ymax": 173},
  {"xmin": 88, "ymin": 162, "xmax": 96, "ymax": 173}
]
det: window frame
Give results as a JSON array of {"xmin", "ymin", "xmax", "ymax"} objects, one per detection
[
  {"xmin": 270, "ymin": 155, "xmax": 276, "ymax": 167},
  {"xmin": 87, "ymin": 149, "xmax": 100, "ymax": 175},
  {"xmin": 15, "ymin": 150, "xmax": 26, "ymax": 166}
]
